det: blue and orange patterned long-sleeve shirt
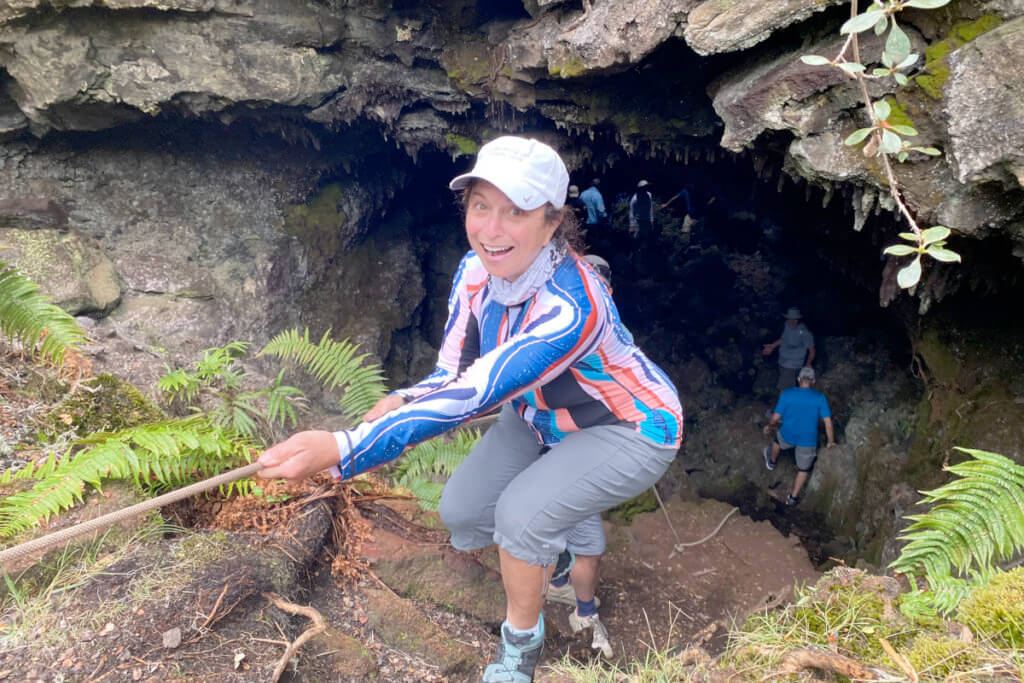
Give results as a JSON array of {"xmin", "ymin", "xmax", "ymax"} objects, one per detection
[{"xmin": 330, "ymin": 251, "xmax": 683, "ymax": 480}]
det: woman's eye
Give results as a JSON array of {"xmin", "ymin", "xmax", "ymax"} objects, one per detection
[
  {"xmin": 509, "ymin": 208, "xmax": 523, "ymax": 217},
  {"xmin": 472, "ymin": 202, "xmax": 487, "ymax": 211}
]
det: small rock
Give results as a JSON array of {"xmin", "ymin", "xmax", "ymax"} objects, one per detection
[{"xmin": 162, "ymin": 627, "xmax": 182, "ymax": 649}]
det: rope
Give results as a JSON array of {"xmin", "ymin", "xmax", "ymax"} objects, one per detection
[
  {"xmin": 0, "ymin": 462, "xmax": 263, "ymax": 570},
  {"xmin": 674, "ymin": 507, "xmax": 739, "ymax": 553}
]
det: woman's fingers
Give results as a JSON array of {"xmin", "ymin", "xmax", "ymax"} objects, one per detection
[{"xmin": 257, "ymin": 430, "xmax": 340, "ymax": 482}]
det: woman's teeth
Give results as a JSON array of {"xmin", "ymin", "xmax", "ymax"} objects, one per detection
[{"xmin": 484, "ymin": 246, "xmax": 512, "ymax": 255}]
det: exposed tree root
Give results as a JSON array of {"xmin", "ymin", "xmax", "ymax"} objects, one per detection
[
  {"xmin": 779, "ymin": 647, "xmax": 892, "ymax": 680},
  {"xmin": 263, "ymin": 592, "xmax": 327, "ymax": 683}
]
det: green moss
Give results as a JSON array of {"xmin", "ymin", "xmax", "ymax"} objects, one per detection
[
  {"xmin": 882, "ymin": 97, "xmax": 915, "ymax": 129},
  {"xmin": 444, "ymin": 133, "xmax": 479, "ymax": 157},
  {"xmin": 915, "ymin": 15, "xmax": 1003, "ymax": 100},
  {"xmin": 606, "ymin": 489, "xmax": 658, "ymax": 525},
  {"xmin": 547, "ymin": 56, "xmax": 587, "ymax": 79},
  {"xmin": 957, "ymin": 567, "xmax": 1024, "ymax": 649},
  {"xmin": 915, "ymin": 329, "xmax": 959, "ymax": 387},
  {"xmin": 285, "ymin": 183, "xmax": 347, "ymax": 237},
  {"xmin": 907, "ymin": 635, "xmax": 981, "ymax": 678},
  {"xmin": 441, "ymin": 42, "xmax": 492, "ymax": 91},
  {"xmin": 42, "ymin": 374, "xmax": 164, "ymax": 437}
]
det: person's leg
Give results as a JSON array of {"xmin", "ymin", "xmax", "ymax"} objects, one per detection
[
  {"xmin": 493, "ymin": 425, "xmax": 676, "ymax": 628},
  {"xmin": 791, "ymin": 470, "xmax": 810, "ymax": 498},
  {"xmin": 500, "ymin": 548, "xmax": 552, "ymax": 629},
  {"xmin": 569, "ymin": 555, "xmax": 600, "ymax": 602},
  {"xmin": 790, "ymin": 448, "xmax": 817, "ymax": 500},
  {"xmin": 438, "ymin": 405, "xmax": 541, "ymax": 551}
]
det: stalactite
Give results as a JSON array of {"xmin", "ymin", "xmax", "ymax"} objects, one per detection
[
  {"xmin": 822, "ymin": 183, "xmax": 834, "ymax": 208},
  {"xmin": 776, "ymin": 172, "xmax": 785, "ymax": 193},
  {"xmin": 684, "ymin": 146, "xmax": 689, "ymax": 165}
]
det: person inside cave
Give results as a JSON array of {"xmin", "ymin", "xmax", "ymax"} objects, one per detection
[
  {"xmin": 762, "ymin": 306, "xmax": 816, "ymax": 394},
  {"xmin": 628, "ymin": 179, "xmax": 655, "ymax": 240},
  {"xmin": 256, "ymin": 136, "xmax": 683, "ymax": 682}
]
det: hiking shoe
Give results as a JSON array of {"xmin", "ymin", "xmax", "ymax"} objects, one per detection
[
  {"xmin": 483, "ymin": 618, "xmax": 545, "ymax": 682},
  {"xmin": 550, "ymin": 549, "xmax": 574, "ymax": 585},
  {"xmin": 568, "ymin": 611, "xmax": 614, "ymax": 658},
  {"xmin": 763, "ymin": 446, "xmax": 776, "ymax": 471},
  {"xmin": 545, "ymin": 581, "xmax": 601, "ymax": 608},
  {"xmin": 785, "ymin": 494, "xmax": 799, "ymax": 506}
]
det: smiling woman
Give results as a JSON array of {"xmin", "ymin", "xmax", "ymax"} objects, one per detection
[{"xmin": 257, "ymin": 135, "xmax": 683, "ymax": 682}]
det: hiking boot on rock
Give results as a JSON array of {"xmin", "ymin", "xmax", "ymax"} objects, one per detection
[
  {"xmin": 483, "ymin": 618, "xmax": 545, "ymax": 682},
  {"xmin": 545, "ymin": 581, "xmax": 602, "ymax": 608},
  {"xmin": 568, "ymin": 611, "xmax": 613, "ymax": 658}
]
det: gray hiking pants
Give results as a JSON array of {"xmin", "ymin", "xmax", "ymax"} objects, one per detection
[{"xmin": 438, "ymin": 404, "xmax": 677, "ymax": 567}]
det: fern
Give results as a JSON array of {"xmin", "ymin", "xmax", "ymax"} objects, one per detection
[
  {"xmin": 0, "ymin": 417, "xmax": 252, "ymax": 538},
  {"xmin": 0, "ymin": 260, "xmax": 86, "ymax": 364},
  {"xmin": 891, "ymin": 447, "xmax": 1024, "ymax": 615},
  {"xmin": 260, "ymin": 328, "xmax": 387, "ymax": 423},
  {"xmin": 392, "ymin": 429, "xmax": 481, "ymax": 510}
]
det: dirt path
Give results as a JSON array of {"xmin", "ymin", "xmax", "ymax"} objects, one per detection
[{"xmin": 0, "ymin": 485, "xmax": 821, "ymax": 682}]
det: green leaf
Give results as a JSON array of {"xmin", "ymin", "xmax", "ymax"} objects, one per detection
[
  {"xmin": 905, "ymin": 0, "xmax": 952, "ymax": 8},
  {"xmin": 880, "ymin": 129, "xmax": 902, "ymax": 154},
  {"xmin": 897, "ymin": 257, "xmax": 922, "ymax": 288},
  {"xmin": 898, "ymin": 151, "xmax": 909, "ymax": 162},
  {"xmin": 874, "ymin": 15, "xmax": 888, "ymax": 35},
  {"xmin": 873, "ymin": 99, "xmax": 891, "ymax": 122},
  {"xmin": 913, "ymin": 146, "xmax": 942, "ymax": 156},
  {"xmin": 884, "ymin": 244, "xmax": 918, "ymax": 256},
  {"xmin": 838, "ymin": 62, "xmax": 866, "ymax": 75},
  {"xmin": 841, "ymin": 9, "xmax": 887, "ymax": 34},
  {"xmin": 921, "ymin": 225, "xmax": 951, "ymax": 244},
  {"xmin": 893, "ymin": 72, "xmax": 909, "ymax": 85},
  {"xmin": 891, "ymin": 124, "xmax": 918, "ymax": 136},
  {"xmin": 800, "ymin": 55, "xmax": 831, "ymax": 66},
  {"xmin": 898, "ymin": 53, "xmax": 920, "ymax": 69},
  {"xmin": 844, "ymin": 127, "xmax": 875, "ymax": 146},
  {"xmin": 881, "ymin": 50, "xmax": 894, "ymax": 68},
  {"xmin": 927, "ymin": 247, "xmax": 962, "ymax": 263},
  {"xmin": 899, "ymin": 232, "xmax": 918, "ymax": 241},
  {"xmin": 885, "ymin": 19, "xmax": 912, "ymax": 66},
  {"xmin": 872, "ymin": 67, "xmax": 892, "ymax": 76}
]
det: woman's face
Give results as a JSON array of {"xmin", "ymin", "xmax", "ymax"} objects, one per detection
[{"xmin": 465, "ymin": 180, "xmax": 560, "ymax": 281}]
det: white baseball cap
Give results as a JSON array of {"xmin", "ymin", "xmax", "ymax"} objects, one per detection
[{"xmin": 449, "ymin": 136, "xmax": 569, "ymax": 210}]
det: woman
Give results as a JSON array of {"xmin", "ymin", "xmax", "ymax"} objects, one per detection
[{"xmin": 257, "ymin": 136, "xmax": 683, "ymax": 682}]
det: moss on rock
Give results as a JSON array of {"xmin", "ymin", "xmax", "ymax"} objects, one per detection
[
  {"xmin": 42, "ymin": 373, "xmax": 165, "ymax": 437},
  {"xmin": 957, "ymin": 567, "xmax": 1024, "ymax": 649},
  {"xmin": 915, "ymin": 15, "xmax": 1003, "ymax": 100}
]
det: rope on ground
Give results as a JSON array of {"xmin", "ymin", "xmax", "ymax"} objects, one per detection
[
  {"xmin": 672, "ymin": 506, "xmax": 739, "ymax": 555},
  {"xmin": 0, "ymin": 461, "xmax": 263, "ymax": 571},
  {"xmin": 263, "ymin": 592, "xmax": 326, "ymax": 683}
]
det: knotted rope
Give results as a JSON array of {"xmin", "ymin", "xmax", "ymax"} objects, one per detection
[{"xmin": 0, "ymin": 462, "xmax": 263, "ymax": 571}]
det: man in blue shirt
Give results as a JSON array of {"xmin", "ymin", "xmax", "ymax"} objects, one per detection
[
  {"xmin": 580, "ymin": 179, "xmax": 607, "ymax": 227},
  {"xmin": 762, "ymin": 367, "xmax": 835, "ymax": 505}
]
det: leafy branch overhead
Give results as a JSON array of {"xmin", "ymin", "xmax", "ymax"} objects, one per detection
[{"xmin": 800, "ymin": 0, "xmax": 961, "ymax": 289}]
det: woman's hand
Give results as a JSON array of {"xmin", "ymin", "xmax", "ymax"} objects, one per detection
[
  {"xmin": 257, "ymin": 430, "xmax": 341, "ymax": 483},
  {"xmin": 363, "ymin": 393, "xmax": 406, "ymax": 422}
]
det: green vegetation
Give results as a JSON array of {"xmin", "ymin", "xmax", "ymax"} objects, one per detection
[
  {"xmin": 0, "ymin": 260, "xmax": 86, "ymax": 365},
  {"xmin": 916, "ymin": 15, "xmax": 1003, "ymax": 100},
  {"xmin": 957, "ymin": 567, "xmax": 1024, "ymax": 649},
  {"xmin": 391, "ymin": 428, "xmax": 479, "ymax": 511},
  {"xmin": 444, "ymin": 133, "xmax": 479, "ymax": 157}
]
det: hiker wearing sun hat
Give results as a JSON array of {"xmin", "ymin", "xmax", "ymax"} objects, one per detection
[
  {"xmin": 762, "ymin": 306, "xmax": 816, "ymax": 393},
  {"xmin": 628, "ymin": 179, "xmax": 654, "ymax": 239},
  {"xmin": 257, "ymin": 135, "xmax": 683, "ymax": 682}
]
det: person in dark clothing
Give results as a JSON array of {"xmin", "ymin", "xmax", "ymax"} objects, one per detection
[
  {"xmin": 566, "ymin": 185, "xmax": 588, "ymax": 227},
  {"xmin": 628, "ymin": 180, "xmax": 654, "ymax": 239}
]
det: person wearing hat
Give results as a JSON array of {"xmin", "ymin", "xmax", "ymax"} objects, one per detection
[
  {"xmin": 579, "ymin": 178, "xmax": 607, "ymax": 228},
  {"xmin": 566, "ymin": 184, "xmax": 587, "ymax": 226},
  {"xmin": 628, "ymin": 179, "xmax": 654, "ymax": 239},
  {"xmin": 762, "ymin": 366, "xmax": 835, "ymax": 505},
  {"xmin": 256, "ymin": 136, "xmax": 683, "ymax": 682},
  {"xmin": 762, "ymin": 307, "xmax": 816, "ymax": 393}
]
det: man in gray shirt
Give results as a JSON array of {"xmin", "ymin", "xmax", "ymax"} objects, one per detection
[{"xmin": 762, "ymin": 307, "xmax": 815, "ymax": 393}]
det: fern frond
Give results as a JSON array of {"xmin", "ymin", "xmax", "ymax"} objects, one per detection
[
  {"xmin": 260, "ymin": 328, "xmax": 387, "ymax": 423},
  {"xmin": 0, "ymin": 260, "xmax": 86, "ymax": 364},
  {"xmin": 393, "ymin": 429, "xmax": 480, "ymax": 510},
  {"xmin": 891, "ymin": 447, "xmax": 1024, "ymax": 615},
  {"xmin": 0, "ymin": 417, "xmax": 251, "ymax": 538}
]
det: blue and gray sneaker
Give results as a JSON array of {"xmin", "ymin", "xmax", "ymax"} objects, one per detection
[
  {"xmin": 482, "ymin": 616, "xmax": 545, "ymax": 682},
  {"xmin": 763, "ymin": 446, "xmax": 776, "ymax": 471}
]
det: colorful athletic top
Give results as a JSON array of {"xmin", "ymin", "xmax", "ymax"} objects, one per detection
[{"xmin": 330, "ymin": 251, "xmax": 683, "ymax": 480}]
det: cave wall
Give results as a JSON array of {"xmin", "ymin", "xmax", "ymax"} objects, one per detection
[{"xmin": 1, "ymin": 0, "xmax": 1023, "ymax": 563}]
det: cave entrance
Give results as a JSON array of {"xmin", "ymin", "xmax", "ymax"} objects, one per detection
[{"xmin": 375, "ymin": 137, "xmax": 916, "ymax": 567}]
